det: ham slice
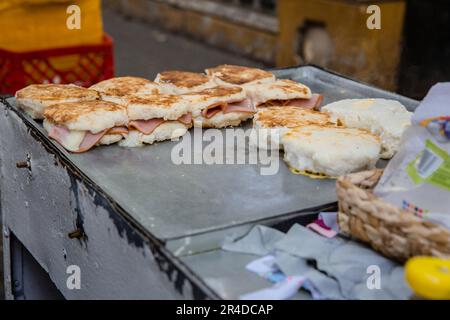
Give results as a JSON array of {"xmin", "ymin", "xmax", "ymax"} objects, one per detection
[
  {"xmin": 201, "ymin": 99, "xmax": 255, "ymax": 118},
  {"xmin": 129, "ymin": 118, "xmax": 165, "ymax": 135},
  {"xmin": 107, "ymin": 126, "xmax": 128, "ymax": 135},
  {"xmin": 74, "ymin": 130, "xmax": 108, "ymax": 153},
  {"xmin": 48, "ymin": 124, "xmax": 108, "ymax": 153},
  {"xmin": 222, "ymin": 98, "xmax": 255, "ymax": 114},
  {"xmin": 260, "ymin": 94, "xmax": 323, "ymax": 109},
  {"xmin": 48, "ymin": 125, "xmax": 71, "ymax": 145},
  {"xmin": 128, "ymin": 114, "xmax": 191, "ymax": 135},
  {"xmin": 178, "ymin": 113, "xmax": 192, "ymax": 125},
  {"xmin": 286, "ymin": 94, "xmax": 323, "ymax": 109},
  {"xmin": 202, "ymin": 103, "xmax": 225, "ymax": 119}
]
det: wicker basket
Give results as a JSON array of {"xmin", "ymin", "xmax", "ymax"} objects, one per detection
[{"xmin": 336, "ymin": 169, "xmax": 450, "ymax": 262}]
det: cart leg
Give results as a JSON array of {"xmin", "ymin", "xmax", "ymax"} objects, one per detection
[
  {"xmin": 3, "ymin": 225, "xmax": 13, "ymax": 300},
  {"xmin": 4, "ymin": 229, "xmax": 64, "ymax": 300}
]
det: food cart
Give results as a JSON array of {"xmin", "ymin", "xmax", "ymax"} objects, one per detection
[{"xmin": 0, "ymin": 66, "xmax": 418, "ymax": 299}]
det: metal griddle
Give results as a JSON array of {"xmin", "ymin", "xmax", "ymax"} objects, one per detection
[{"xmin": 8, "ymin": 66, "xmax": 419, "ymax": 242}]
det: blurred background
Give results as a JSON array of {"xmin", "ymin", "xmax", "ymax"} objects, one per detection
[{"xmin": 1, "ymin": 0, "xmax": 450, "ymax": 99}]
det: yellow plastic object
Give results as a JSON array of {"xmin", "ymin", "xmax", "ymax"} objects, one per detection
[
  {"xmin": 405, "ymin": 256, "xmax": 450, "ymax": 300},
  {"xmin": 0, "ymin": 0, "xmax": 102, "ymax": 52}
]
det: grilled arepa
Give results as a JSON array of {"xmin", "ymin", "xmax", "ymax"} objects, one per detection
[
  {"xmin": 245, "ymin": 79, "xmax": 322, "ymax": 109},
  {"xmin": 119, "ymin": 94, "xmax": 192, "ymax": 147},
  {"xmin": 43, "ymin": 100, "xmax": 128, "ymax": 152},
  {"xmin": 252, "ymin": 107, "xmax": 337, "ymax": 150},
  {"xmin": 15, "ymin": 84, "xmax": 99, "ymax": 119},
  {"xmin": 154, "ymin": 71, "xmax": 216, "ymax": 94},
  {"xmin": 183, "ymin": 86, "xmax": 255, "ymax": 128},
  {"xmin": 90, "ymin": 76, "xmax": 159, "ymax": 105},
  {"xmin": 205, "ymin": 64, "xmax": 275, "ymax": 87}
]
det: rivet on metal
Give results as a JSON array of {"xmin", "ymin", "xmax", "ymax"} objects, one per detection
[
  {"xmin": 16, "ymin": 161, "xmax": 30, "ymax": 169},
  {"xmin": 68, "ymin": 228, "xmax": 83, "ymax": 239}
]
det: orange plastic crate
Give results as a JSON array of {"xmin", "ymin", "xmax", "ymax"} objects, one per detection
[{"xmin": 0, "ymin": 34, "xmax": 114, "ymax": 95}]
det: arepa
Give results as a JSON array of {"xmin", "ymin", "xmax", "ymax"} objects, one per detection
[
  {"xmin": 154, "ymin": 71, "xmax": 216, "ymax": 94},
  {"xmin": 252, "ymin": 106, "xmax": 336, "ymax": 150},
  {"xmin": 321, "ymin": 98, "xmax": 412, "ymax": 159},
  {"xmin": 15, "ymin": 84, "xmax": 99, "ymax": 119},
  {"xmin": 183, "ymin": 86, "xmax": 255, "ymax": 128},
  {"xmin": 245, "ymin": 79, "xmax": 322, "ymax": 109},
  {"xmin": 43, "ymin": 100, "xmax": 128, "ymax": 152},
  {"xmin": 282, "ymin": 125, "xmax": 381, "ymax": 177},
  {"xmin": 205, "ymin": 64, "xmax": 275, "ymax": 87},
  {"xmin": 90, "ymin": 76, "xmax": 159, "ymax": 105},
  {"xmin": 119, "ymin": 94, "xmax": 192, "ymax": 147}
]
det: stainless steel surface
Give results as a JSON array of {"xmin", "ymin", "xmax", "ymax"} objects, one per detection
[
  {"xmin": 183, "ymin": 251, "xmax": 268, "ymax": 300},
  {"xmin": 182, "ymin": 250, "xmax": 312, "ymax": 300},
  {"xmin": 7, "ymin": 66, "xmax": 419, "ymax": 242}
]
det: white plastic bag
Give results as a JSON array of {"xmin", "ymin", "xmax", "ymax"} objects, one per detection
[{"xmin": 374, "ymin": 83, "xmax": 450, "ymax": 228}]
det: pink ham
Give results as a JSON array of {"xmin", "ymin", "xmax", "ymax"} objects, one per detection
[
  {"xmin": 201, "ymin": 103, "xmax": 224, "ymax": 119},
  {"xmin": 74, "ymin": 130, "xmax": 108, "ymax": 153},
  {"xmin": 201, "ymin": 99, "xmax": 255, "ymax": 118},
  {"xmin": 48, "ymin": 124, "xmax": 108, "ymax": 153},
  {"xmin": 285, "ymin": 94, "xmax": 323, "ymax": 109},
  {"xmin": 48, "ymin": 125, "xmax": 71, "ymax": 146},
  {"xmin": 222, "ymin": 98, "xmax": 255, "ymax": 114},
  {"xmin": 107, "ymin": 126, "xmax": 129, "ymax": 135},
  {"xmin": 178, "ymin": 113, "xmax": 192, "ymax": 125},
  {"xmin": 128, "ymin": 118, "xmax": 165, "ymax": 135}
]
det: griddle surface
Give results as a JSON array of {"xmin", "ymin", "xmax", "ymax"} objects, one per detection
[{"xmin": 12, "ymin": 66, "xmax": 418, "ymax": 241}]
